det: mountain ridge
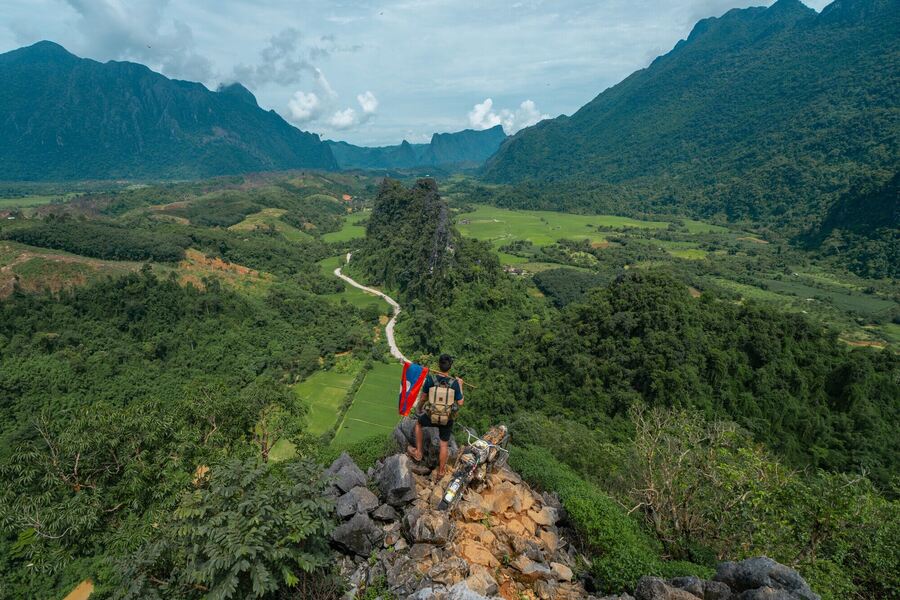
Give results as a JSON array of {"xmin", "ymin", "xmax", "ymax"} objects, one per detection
[
  {"xmin": 328, "ymin": 125, "xmax": 506, "ymax": 171},
  {"xmin": 0, "ymin": 41, "xmax": 337, "ymax": 180},
  {"xmin": 482, "ymin": 0, "xmax": 899, "ymax": 244}
]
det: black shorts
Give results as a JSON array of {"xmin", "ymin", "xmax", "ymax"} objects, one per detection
[{"xmin": 418, "ymin": 413, "xmax": 454, "ymax": 442}]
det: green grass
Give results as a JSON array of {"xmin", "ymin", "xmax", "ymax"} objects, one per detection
[
  {"xmin": 456, "ymin": 205, "xmax": 668, "ymax": 249},
  {"xmin": 321, "ymin": 211, "xmax": 368, "ymax": 243},
  {"xmin": 269, "ymin": 366, "xmax": 360, "ymax": 461},
  {"xmin": 762, "ymin": 279, "xmax": 895, "ymax": 317},
  {"xmin": 318, "ymin": 256, "xmax": 389, "ymax": 312},
  {"xmin": 296, "ymin": 369, "xmax": 359, "ymax": 435},
  {"xmin": 0, "ymin": 194, "xmax": 77, "ymax": 209},
  {"xmin": 228, "ymin": 208, "xmax": 312, "ymax": 242},
  {"xmin": 333, "ymin": 362, "xmax": 401, "ymax": 445}
]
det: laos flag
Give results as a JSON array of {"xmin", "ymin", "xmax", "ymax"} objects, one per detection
[{"xmin": 398, "ymin": 361, "xmax": 429, "ymax": 416}]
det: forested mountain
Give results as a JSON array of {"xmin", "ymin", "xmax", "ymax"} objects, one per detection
[
  {"xmin": 328, "ymin": 125, "xmax": 506, "ymax": 170},
  {"xmin": 0, "ymin": 41, "xmax": 337, "ymax": 180},
  {"xmin": 483, "ymin": 0, "xmax": 899, "ymax": 241}
]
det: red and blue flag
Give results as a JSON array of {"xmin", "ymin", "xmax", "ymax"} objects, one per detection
[{"xmin": 398, "ymin": 361, "xmax": 429, "ymax": 416}]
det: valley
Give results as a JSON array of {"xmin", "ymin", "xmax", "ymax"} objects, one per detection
[{"xmin": 0, "ymin": 1, "xmax": 897, "ymax": 599}]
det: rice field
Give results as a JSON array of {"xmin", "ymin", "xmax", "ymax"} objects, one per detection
[
  {"xmin": 332, "ymin": 362, "xmax": 401, "ymax": 445},
  {"xmin": 321, "ymin": 211, "xmax": 369, "ymax": 243},
  {"xmin": 456, "ymin": 204, "xmax": 669, "ymax": 249}
]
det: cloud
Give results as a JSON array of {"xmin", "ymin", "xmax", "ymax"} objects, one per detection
[
  {"xmin": 232, "ymin": 27, "xmax": 361, "ymax": 89},
  {"xmin": 468, "ymin": 98, "xmax": 549, "ymax": 134},
  {"xmin": 287, "ymin": 91, "xmax": 323, "ymax": 123},
  {"xmin": 357, "ymin": 91, "xmax": 378, "ymax": 114},
  {"xmin": 63, "ymin": 0, "xmax": 213, "ymax": 82},
  {"xmin": 325, "ymin": 91, "xmax": 379, "ymax": 130}
]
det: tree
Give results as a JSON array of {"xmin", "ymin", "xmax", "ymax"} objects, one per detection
[{"xmin": 111, "ymin": 458, "xmax": 335, "ymax": 600}]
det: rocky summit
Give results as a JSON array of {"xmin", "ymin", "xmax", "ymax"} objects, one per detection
[{"xmin": 327, "ymin": 421, "xmax": 822, "ymax": 600}]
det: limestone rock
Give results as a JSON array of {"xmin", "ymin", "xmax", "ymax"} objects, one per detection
[
  {"xmin": 336, "ymin": 486, "xmax": 380, "ymax": 519},
  {"xmin": 325, "ymin": 452, "xmax": 367, "ymax": 494},
  {"xmin": 427, "ymin": 556, "xmax": 470, "ymax": 585},
  {"xmin": 373, "ymin": 503, "xmax": 400, "ymax": 522},
  {"xmin": 331, "ymin": 512, "xmax": 384, "ymax": 556},
  {"xmin": 635, "ymin": 576, "xmax": 702, "ymax": 600},
  {"xmin": 458, "ymin": 540, "xmax": 500, "ymax": 568},
  {"xmin": 404, "ymin": 508, "xmax": 452, "ymax": 545},
  {"xmin": 511, "ymin": 555, "xmax": 554, "ymax": 583},
  {"xmin": 377, "ymin": 454, "xmax": 418, "ymax": 506},
  {"xmin": 465, "ymin": 565, "xmax": 500, "ymax": 596},
  {"xmin": 715, "ymin": 557, "xmax": 819, "ymax": 600},
  {"xmin": 550, "ymin": 562, "xmax": 573, "ymax": 582}
]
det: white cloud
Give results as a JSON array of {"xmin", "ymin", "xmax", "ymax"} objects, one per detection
[
  {"xmin": 287, "ymin": 91, "xmax": 322, "ymax": 123},
  {"xmin": 63, "ymin": 0, "xmax": 213, "ymax": 82},
  {"xmin": 357, "ymin": 90, "xmax": 378, "ymax": 114},
  {"xmin": 329, "ymin": 108, "xmax": 359, "ymax": 129},
  {"xmin": 468, "ymin": 98, "xmax": 548, "ymax": 134}
]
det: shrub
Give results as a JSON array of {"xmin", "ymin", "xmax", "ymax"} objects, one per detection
[{"xmin": 510, "ymin": 445, "xmax": 710, "ymax": 592}]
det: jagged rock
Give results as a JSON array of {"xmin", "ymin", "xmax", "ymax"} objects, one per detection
[
  {"xmin": 336, "ymin": 486, "xmax": 380, "ymax": 519},
  {"xmin": 703, "ymin": 582, "xmax": 733, "ymax": 600},
  {"xmin": 428, "ymin": 556, "xmax": 470, "ymax": 585},
  {"xmin": 551, "ymin": 562, "xmax": 573, "ymax": 582},
  {"xmin": 446, "ymin": 581, "xmax": 499, "ymax": 600},
  {"xmin": 326, "ymin": 452, "xmax": 367, "ymax": 494},
  {"xmin": 734, "ymin": 589, "xmax": 796, "ymax": 600},
  {"xmin": 599, "ymin": 595, "xmax": 636, "ymax": 600},
  {"xmin": 465, "ymin": 565, "xmax": 499, "ymax": 596},
  {"xmin": 409, "ymin": 542, "xmax": 435, "ymax": 561},
  {"xmin": 407, "ymin": 587, "xmax": 437, "ymax": 600},
  {"xmin": 377, "ymin": 454, "xmax": 418, "ymax": 506},
  {"xmin": 458, "ymin": 539, "xmax": 500, "ymax": 568},
  {"xmin": 393, "ymin": 417, "xmax": 458, "ymax": 468},
  {"xmin": 511, "ymin": 555, "xmax": 555, "ymax": 582},
  {"xmin": 538, "ymin": 528, "xmax": 560, "ymax": 553},
  {"xmin": 635, "ymin": 576, "xmax": 702, "ymax": 600},
  {"xmin": 404, "ymin": 508, "xmax": 452, "ymax": 545},
  {"xmin": 373, "ymin": 503, "xmax": 400, "ymax": 522},
  {"xmin": 529, "ymin": 506, "xmax": 559, "ymax": 526},
  {"xmin": 715, "ymin": 558, "xmax": 819, "ymax": 600},
  {"xmin": 331, "ymin": 512, "xmax": 384, "ymax": 556}
]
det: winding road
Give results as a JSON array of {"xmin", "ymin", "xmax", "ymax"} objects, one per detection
[{"xmin": 334, "ymin": 253, "xmax": 408, "ymax": 363}]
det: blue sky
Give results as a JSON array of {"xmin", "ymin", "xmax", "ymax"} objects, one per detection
[{"xmin": 0, "ymin": 0, "xmax": 831, "ymax": 146}]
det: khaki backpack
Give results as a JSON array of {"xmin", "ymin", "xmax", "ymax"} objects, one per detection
[{"xmin": 425, "ymin": 375, "xmax": 457, "ymax": 425}]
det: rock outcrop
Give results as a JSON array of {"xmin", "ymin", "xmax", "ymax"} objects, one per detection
[{"xmin": 327, "ymin": 423, "xmax": 821, "ymax": 600}]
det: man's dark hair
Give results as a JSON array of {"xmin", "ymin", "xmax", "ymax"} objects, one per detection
[{"xmin": 438, "ymin": 354, "xmax": 453, "ymax": 372}]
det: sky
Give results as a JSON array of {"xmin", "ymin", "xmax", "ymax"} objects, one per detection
[{"xmin": 0, "ymin": 0, "xmax": 831, "ymax": 146}]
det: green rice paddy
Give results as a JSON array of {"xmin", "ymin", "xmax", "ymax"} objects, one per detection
[
  {"xmin": 456, "ymin": 204, "xmax": 669, "ymax": 249},
  {"xmin": 332, "ymin": 362, "xmax": 401, "ymax": 445},
  {"xmin": 322, "ymin": 211, "xmax": 369, "ymax": 243}
]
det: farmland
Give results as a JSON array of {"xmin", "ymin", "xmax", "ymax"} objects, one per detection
[
  {"xmin": 332, "ymin": 361, "xmax": 401, "ymax": 445},
  {"xmin": 228, "ymin": 207, "xmax": 312, "ymax": 241},
  {"xmin": 321, "ymin": 210, "xmax": 368, "ymax": 243}
]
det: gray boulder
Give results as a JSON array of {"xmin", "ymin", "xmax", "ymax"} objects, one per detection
[
  {"xmin": 372, "ymin": 503, "xmax": 400, "ymax": 522},
  {"xmin": 427, "ymin": 557, "xmax": 470, "ymax": 586},
  {"xmin": 446, "ymin": 580, "xmax": 499, "ymax": 600},
  {"xmin": 715, "ymin": 558, "xmax": 819, "ymax": 600},
  {"xmin": 734, "ymin": 589, "xmax": 796, "ymax": 600},
  {"xmin": 325, "ymin": 452, "xmax": 367, "ymax": 493},
  {"xmin": 331, "ymin": 512, "xmax": 384, "ymax": 556},
  {"xmin": 634, "ymin": 576, "xmax": 703, "ymax": 600},
  {"xmin": 376, "ymin": 454, "xmax": 418, "ymax": 506},
  {"xmin": 403, "ymin": 508, "xmax": 452, "ymax": 545},
  {"xmin": 336, "ymin": 486, "xmax": 380, "ymax": 519}
]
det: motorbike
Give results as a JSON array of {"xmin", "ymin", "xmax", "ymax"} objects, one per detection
[{"xmin": 437, "ymin": 424, "xmax": 509, "ymax": 512}]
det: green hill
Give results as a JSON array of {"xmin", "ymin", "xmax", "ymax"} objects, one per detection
[
  {"xmin": 0, "ymin": 41, "xmax": 337, "ymax": 180},
  {"xmin": 483, "ymin": 0, "xmax": 899, "ymax": 241}
]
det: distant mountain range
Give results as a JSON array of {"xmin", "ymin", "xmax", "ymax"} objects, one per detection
[
  {"xmin": 0, "ymin": 41, "xmax": 508, "ymax": 181},
  {"xmin": 328, "ymin": 125, "xmax": 506, "ymax": 171},
  {"xmin": 0, "ymin": 41, "xmax": 337, "ymax": 180},
  {"xmin": 483, "ymin": 0, "xmax": 899, "ymax": 239}
]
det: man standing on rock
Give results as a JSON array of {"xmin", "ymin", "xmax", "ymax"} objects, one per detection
[{"xmin": 407, "ymin": 354, "xmax": 463, "ymax": 478}]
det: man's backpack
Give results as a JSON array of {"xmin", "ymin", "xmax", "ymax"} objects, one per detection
[{"xmin": 425, "ymin": 375, "xmax": 457, "ymax": 426}]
